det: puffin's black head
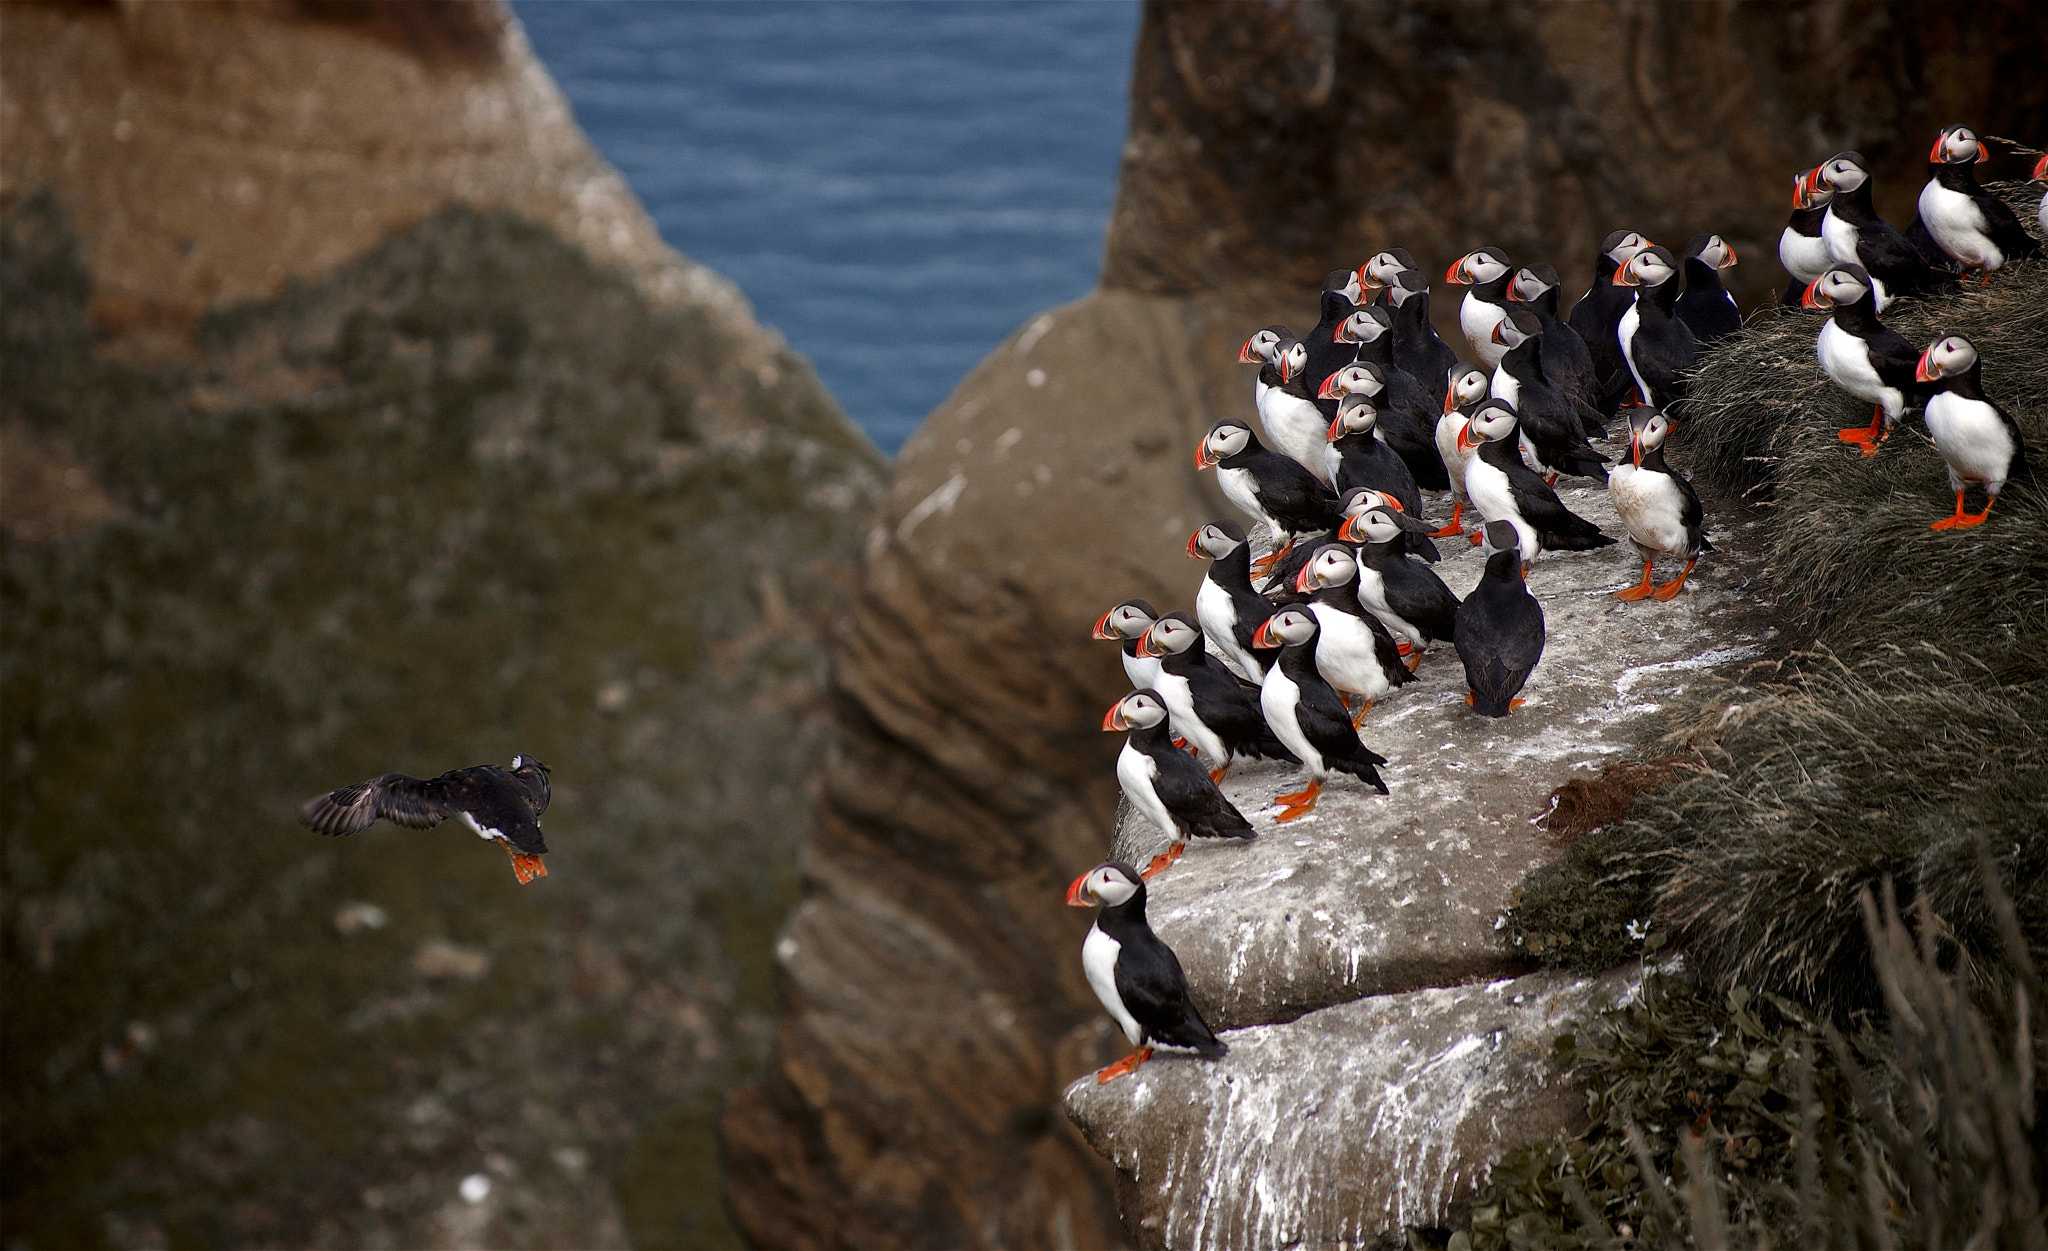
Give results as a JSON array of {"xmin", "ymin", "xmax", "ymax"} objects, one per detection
[
  {"xmin": 1187, "ymin": 519, "xmax": 1249, "ymax": 561},
  {"xmin": 1614, "ymin": 245, "xmax": 1679, "ymax": 289},
  {"xmin": 1685, "ymin": 234, "xmax": 1738, "ymax": 270},
  {"xmin": 1446, "ymin": 247, "xmax": 1511, "ymax": 286},
  {"xmin": 1444, "ymin": 362, "xmax": 1490, "ymax": 415},
  {"xmin": 1800, "ymin": 264, "xmax": 1872, "ymax": 310},
  {"xmin": 1482, "ymin": 521, "xmax": 1524, "ymax": 576},
  {"xmin": 1238, "ymin": 324, "xmax": 1290, "ymax": 365},
  {"xmin": 1817, "ymin": 152, "xmax": 1869, "ymax": 195},
  {"xmin": 1506, "ymin": 263, "xmax": 1559, "ymax": 304},
  {"xmin": 1317, "ymin": 360, "xmax": 1385, "ymax": 402},
  {"xmin": 1328, "ymin": 392, "xmax": 1378, "ymax": 442},
  {"xmin": 1136, "ymin": 612, "xmax": 1202, "ymax": 660},
  {"xmin": 1630, "ymin": 410, "xmax": 1674, "ymax": 466},
  {"xmin": 1930, "ymin": 125, "xmax": 1986, "ymax": 166},
  {"xmin": 1600, "ymin": 230, "xmax": 1651, "ymax": 263},
  {"xmin": 1326, "ymin": 268, "xmax": 1364, "ymax": 304},
  {"xmin": 510, "ymin": 754, "xmax": 551, "ymax": 804},
  {"xmin": 1334, "ymin": 304, "xmax": 1392, "ymax": 346},
  {"xmin": 1384, "ymin": 268, "xmax": 1429, "ymax": 307},
  {"xmin": 1273, "ymin": 338, "xmax": 1309, "ymax": 383},
  {"xmin": 1197, "ymin": 420, "xmax": 1254, "ymax": 469},
  {"xmin": 1293, "ymin": 543, "xmax": 1358, "ymax": 594},
  {"xmin": 1067, "ymin": 861, "xmax": 1144, "ymax": 909},
  {"xmin": 1092, "ymin": 598, "xmax": 1158, "ymax": 641},
  {"xmin": 1251, "ymin": 604, "xmax": 1318, "ymax": 650},
  {"xmin": 1337, "ymin": 488, "xmax": 1402, "ymax": 525},
  {"xmin": 1459, "ymin": 398, "xmax": 1518, "ymax": 451},
  {"xmin": 1916, "ymin": 334, "xmax": 1978, "ymax": 385},
  {"xmin": 1491, "ymin": 308, "xmax": 1542, "ymax": 349},
  {"xmin": 1102, "ymin": 689, "xmax": 1170, "ymax": 734}
]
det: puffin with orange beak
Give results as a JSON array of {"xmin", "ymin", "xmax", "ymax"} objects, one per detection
[
  {"xmin": 1916, "ymin": 125, "xmax": 2039, "ymax": 282},
  {"xmin": 1138, "ymin": 612, "xmax": 1297, "ymax": 778},
  {"xmin": 1434, "ymin": 363, "xmax": 1492, "ymax": 540},
  {"xmin": 1458, "ymin": 398, "xmax": 1615, "ymax": 568},
  {"xmin": 1918, "ymin": 333, "xmax": 2030, "ymax": 531},
  {"xmin": 1287, "ymin": 543, "xmax": 1416, "ymax": 725},
  {"xmin": 1376, "ymin": 264, "xmax": 1463, "ymax": 410},
  {"xmin": 1238, "ymin": 323, "xmax": 1292, "ymax": 413},
  {"xmin": 1676, "ymin": 234, "xmax": 1742, "ymax": 343},
  {"xmin": 1327, "ymin": 392, "xmax": 1423, "ymax": 516},
  {"xmin": 1446, "ymin": 247, "xmax": 1516, "ymax": 369},
  {"xmin": 1066, "ymin": 861, "xmax": 1227, "ymax": 1083},
  {"xmin": 1780, "ymin": 168, "xmax": 1835, "ymax": 305},
  {"xmin": 1250, "ymin": 334, "xmax": 1337, "ymax": 486},
  {"xmin": 1568, "ymin": 230, "xmax": 1653, "ymax": 416},
  {"xmin": 1197, "ymin": 419, "xmax": 1341, "ymax": 578},
  {"xmin": 1339, "ymin": 507, "xmax": 1461, "ymax": 660},
  {"xmin": 1189, "ymin": 520, "xmax": 1277, "ymax": 683},
  {"xmin": 1093, "ymin": 597, "xmax": 1163, "ymax": 690},
  {"xmin": 1817, "ymin": 151, "xmax": 1955, "ymax": 302},
  {"xmin": 1453, "ymin": 522, "xmax": 1546, "ymax": 718},
  {"xmin": 1252, "ymin": 604, "xmax": 1390, "ymax": 821},
  {"xmin": 1488, "ymin": 310, "xmax": 1610, "ymax": 484},
  {"xmin": 1103, "ymin": 690, "xmax": 1256, "ymax": 880},
  {"xmin": 301, "ymin": 756, "xmax": 552, "ymax": 884},
  {"xmin": 1613, "ymin": 245, "xmax": 1696, "ymax": 409},
  {"xmin": 1804, "ymin": 264, "xmax": 1921, "ymax": 455},
  {"xmin": 1319, "ymin": 354, "xmax": 1449, "ymax": 494},
  {"xmin": 2033, "ymin": 153, "xmax": 2048, "ymax": 235},
  {"xmin": 1607, "ymin": 409, "xmax": 1710, "ymax": 601}
]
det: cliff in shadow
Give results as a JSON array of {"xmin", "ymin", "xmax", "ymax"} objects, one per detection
[
  {"xmin": 1, "ymin": 5, "xmax": 883, "ymax": 1247},
  {"xmin": 722, "ymin": 2, "xmax": 2048, "ymax": 1247}
]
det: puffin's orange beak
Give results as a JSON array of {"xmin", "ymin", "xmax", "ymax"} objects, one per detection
[
  {"xmin": 1445, "ymin": 257, "xmax": 1469, "ymax": 284},
  {"xmin": 1196, "ymin": 439, "xmax": 1217, "ymax": 470},
  {"xmin": 1717, "ymin": 242, "xmax": 1738, "ymax": 269},
  {"xmin": 1327, "ymin": 412, "xmax": 1347, "ymax": 441},
  {"xmin": 1800, "ymin": 277, "xmax": 1826, "ymax": 309},
  {"xmin": 1251, "ymin": 619, "xmax": 1278, "ymax": 648},
  {"xmin": 1338, "ymin": 515, "xmax": 1364, "ymax": 542},
  {"xmin": 1354, "ymin": 263, "xmax": 1376, "ymax": 293},
  {"xmin": 1317, "ymin": 373, "xmax": 1342, "ymax": 399},
  {"xmin": 1135, "ymin": 632, "xmax": 1162, "ymax": 659},
  {"xmin": 1915, "ymin": 351, "xmax": 1938, "ymax": 384},
  {"xmin": 1631, "ymin": 434, "xmax": 1642, "ymax": 469},
  {"xmin": 1186, "ymin": 528, "xmax": 1205, "ymax": 558},
  {"xmin": 1929, "ymin": 135, "xmax": 1946, "ymax": 163},
  {"xmin": 1066, "ymin": 872, "xmax": 1092, "ymax": 907},
  {"xmin": 1102, "ymin": 701, "xmax": 1129, "ymax": 732},
  {"xmin": 1276, "ymin": 353, "xmax": 1299, "ymax": 383},
  {"xmin": 1293, "ymin": 563, "xmax": 1316, "ymax": 593},
  {"xmin": 1237, "ymin": 336, "xmax": 1260, "ymax": 364},
  {"xmin": 1491, "ymin": 321, "xmax": 1511, "ymax": 345},
  {"xmin": 1613, "ymin": 261, "xmax": 1640, "ymax": 287},
  {"xmin": 2034, "ymin": 154, "xmax": 2048, "ymax": 181},
  {"xmin": 1092, "ymin": 609, "xmax": 1118, "ymax": 640},
  {"xmin": 1456, "ymin": 425, "xmax": 1472, "ymax": 453},
  {"xmin": 508, "ymin": 850, "xmax": 548, "ymax": 884},
  {"xmin": 1443, "ymin": 381, "xmax": 1460, "ymax": 414}
]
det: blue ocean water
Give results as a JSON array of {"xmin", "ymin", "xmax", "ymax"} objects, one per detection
[{"xmin": 513, "ymin": 1, "xmax": 1141, "ymax": 453}]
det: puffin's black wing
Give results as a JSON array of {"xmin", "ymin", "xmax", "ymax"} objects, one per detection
[
  {"xmin": 1381, "ymin": 371, "xmax": 1453, "ymax": 491},
  {"xmin": 1114, "ymin": 931, "xmax": 1227, "ymax": 1057},
  {"xmin": 1970, "ymin": 187, "xmax": 2042, "ymax": 261},
  {"xmin": 1866, "ymin": 325, "xmax": 1924, "ymax": 394},
  {"xmin": 1293, "ymin": 678, "xmax": 1391, "ymax": 791},
  {"xmin": 301, "ymin": 772, "xmax": 453, "ymax": 835},
  {"xmin": 1504, "ymin": 461, "xmax": 1615, "ymax": 548},
  {"xmin": 1248, "ymin": 451, "xmax": 1342, "ymax": 533},
  {"xmin": 1632, "ymin": 315, "xmax": 1698, "ymax": 406},
  {"xmin": 1187, "ymin": 660, "xmax": 1298, "ymax": 763},
  {"xmin": 1380, "ymin": 555, "xmax": 1461, "ymax": 642},
  {"xmin": 1855, "ymin": 225, "xmax": 1953, "ymax": 298},
  {"xmin": 1455, "ymin": 585, "xmax": 1545, "ymax": 717},
  {"xmin": 1364, "ymin": 609, "xmax": 1419, "ymax": 689},
  {"xmin": 1333, "ymin": 437, "xmax": 1423, "ymax": 516},
  {"xmin": 1151, "ymin": 747, "xmax": 1256, "ymax": 841}
]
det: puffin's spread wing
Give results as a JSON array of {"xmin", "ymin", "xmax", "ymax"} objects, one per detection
[{"xmin": 300, "ymin": 773, "xmax": 452, "ymax": 835}]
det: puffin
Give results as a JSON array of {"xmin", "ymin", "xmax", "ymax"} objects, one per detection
[
  {"xmin": 1607, "ymin": 409, "xmax": 1711, "ymax": 601},
  {"xmin": 1918, "ymin": 125, "xmax": 2040, "ymax": 281},
  {"xmin": 1489, "ymin": 310, "xmax": 1610, "ymax": 483},
  {"xmin": 1453, "ymin": 522, "xmax": 1546, "ymax": 717},
  {"xmin": 1614, "ymin": 245, "xmax": 1697, "ymax": 409},
  {"xmin": 1377, "ymin": 265, "xmax": 1462, "ymax": 396},
  {"xmin": 1567, "ymin": 230, "xmax": 1654, "ymax": 417},
  {"xmin": 2036, "ymin": 153, "xmax": 2048, "ymax": 236},
  {"xmin": 1301, "ymin": 269, "xmax": 1366, "ymax": 394},
  {"xmin": 1327, "ymin": 392, "xmax": 1424, "ymax": 516},
  {"xmin": 1139, "ymin": 612, "xmax": 1296, "ymax": 777},
  {"xmin": 1675, "ymin": 234, "xmax": 1742, "ymax": 343},
  {"xmin": 1459, "ymin": 399, "xmax": 1616, "ymax": 567},
  {"xmin": 1814, "ymin": 152, "xmax": 1955, "ymax": 302},
  {"xmin": 1188, "ymin": 521, "xmax": 1276, "ymax": 682},
  {"xmin": 1802, "ymin": 263, "xmax": 1920, "ymax": 455},
  {"xmin": 1238, "ymin": 324, "xmax": 1292, "ymax": 414},
  {"xmin": 1318, "ymin": 356, "xmax": 1449, "ymax": 494},
  {"xmin": 1338, "ymin": 506, "xmax": 1461, "ymax": 659},
  {"xmin": 1249, "ymin": 336, "xmax": 1335, "ymax": 485},
  {"xmin": 1103, "ymin": 689, "xmax": 1255, "ymax": 879},
  {"xmin": 1780, "ymin": 168, "xmax": 1836, "ymax": 305},
  {"xmin": 1434, "ymin": 363, "xmax": 1493, "ymax": 539},
  {"xmin": 301, "ymin": 756, "xmax": 552, "ymax": 883},
  {"xmin": 1066, "ymin": 861, "xmax": 1228, "ymax": 1082},
  {"xmin": 1197, "ymin": 419, "xmax": 1340, "ymax": 576},
  {"xmin": 1917, "ymin": 333, "xmax": 2031, "ymax": 530},
  {"xmin": 1445, "ymin": 247, "xmax": 1516, "ymax": 368},
  {"xmin": 1290, "ymin": 543, "xmax": 1418, "ymax": 722},
  {"xmin": 1251, "ymin": 605, "xmax": 1390, "ymax": 821},
  {"xmin": 1505, "ymin": 261, "xmax": 1606, "ymax": 439},
  {"xmin": 1093, "ymin": 598, "xmax": 1163, "ymax": 690}
]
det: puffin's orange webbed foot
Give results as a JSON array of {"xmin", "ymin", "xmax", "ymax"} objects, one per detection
[
  {"xmin": 508, "ymin": 851, "xmax": 548, "ymax": 884},
  {"xmin": 1274, "ymin": 780, "xmax": 1322, "ymax": 822},
  {"xmin": 1140, "ymin": 844, "xmax": 1185, "ymax": 880},
  {"xmin": 1615, "ymin": 561, "xmax": 1655, "ymax": 601},
  {"xmin": 1350, "ymin": 700, "xmax": 1374, "ymax": 728},
  {"xmin": 1430, "ymin": 502, "xmax": 1465, "ymax": 539},
  {"xmin": 1096, "ymin": 1046, "xmax": 1154, "ymax": 1083},
  {"xmin": 1651, "ymin": 558, "xmax": 1697, "ymax": 601}
]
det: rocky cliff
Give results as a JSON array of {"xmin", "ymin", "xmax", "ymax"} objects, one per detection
[
  {"xmin": 723, "ymin": 2, "xmax": 2048, "ymax": 1247},
  {"xmin": 2, "ymin": 4, "xmax": 883, "ymax": 1247}
]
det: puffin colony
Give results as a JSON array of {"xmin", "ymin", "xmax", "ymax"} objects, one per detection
[{"xmin": 1073, "ymin": 127, "xmax": 2043, "ymax": 1084}]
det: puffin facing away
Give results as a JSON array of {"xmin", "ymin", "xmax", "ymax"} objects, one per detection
[
  {"xmin": 1067, "ymin": 861, "xmax": 1227, "ymax": 1082},
  {"xmin": 1104, "ymin": 690, "xmax": 1256, "ymax": 879},
  {"xmin": 1676, "ymin": 234, "xmax": 1742, "ymax": 343},
  {"xmin": 1918, "ymin": 333, "xmax": 2031, "ymax": 530},
  {"xmin": 1253, "ymin": 605, "xmax": 1391, "ymax": 821},
  {"xmin": 1453, "ymin": 524, "xmax": 1545, "ymax": 717},
  {"xmin": 301, "ymin": 756, "xmax": 552, "ymax": 883},
  {"xmin": 1607, "ymin": 409, "xmax": 1711, "ymax": 601}
]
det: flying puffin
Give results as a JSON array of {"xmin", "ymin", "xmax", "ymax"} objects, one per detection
[
  {"xmin": 1459, "ymin": 399, "xmax": 1616, "ymax": 567},
  {"xmin": 1188, "ymin": 521, "xmax": 1277, "ymax": 682},
  {"xmin": 1197, "ymin": 419, "xmax": 1340, "ymax": 577},
  {"xmin": 1093, "ymin": 598, "xmax": 1163, "ymax": 689},
  {"xmin": 301, "ymin": 756, "xmax": 552, "ymax": 883},
  {"xmin": 1675, "ymin": 234, "xmax": 1742, "ymax": 343},
  {"xmin": 1247, "ymin": 336, "xmax": 1335, "ymax": 486},
  {"xmin": 1338, "ymin": 506, "xmax": 1461, "ymax": 660},
  {"xmin": 1803, "ymin": 263, "xmax": 1921, "ymax": 455},
  {"xmin": 1607, "ymin": 409, "xmax": 1711, "ymax": 601},
  {"xmin": 1453, "ymin": 522, "xmax": 1546, "ymax": 717},
  {"xmin": 1614, "ymin": 245, "xmax": 1697, "ymax": 409},
  {"xmin": 1814, "ymin": 152, "xmax": 1955, "ymax": 302},
  {"xmin": 1446, "ymin": 247, "xmax": 1516, "ymax": 368},
  {"xmin": 1103, "ymin": 689, "xmax": 1256, "ymax": 879},
  {"xmin": 1251, "ymin": 605, "xmax": 1390, "ymax": 821},
  {"xmin": 1567, "ymin": 230, "xmax": 1653, "ymax": 417},
  {"xmin": 1318, "ymin": 357, "xmax": 1449, "ymax": 494},
  {"xmin": 1139, "ymin": 612, "xmax": 1297, "ymax": 777},
  {"xmin": 1917, "ymin": 333, "xmax": 2031, "ymax": 530},
  {"xmin": 1434, "ymin": 363, "xmax": 1492, "ymax": 539},
  {"xmin": 1066, "ymin": 861, "xmax": 1228, "ymax": 1082},
  {"xmin": 1327, "ymin": 393, "xmax": 1424, "ymax": 515},
  {"xmin": 1238, "ymin": 324, "xmax": 1292, "ymax": 414},
  {"xmin": 1780, "ymin": 168, "xmax": 1836, "ymax": 305},
  {"xmin": 1374, "ymin": 264, "xmax": 1461, "ymax": 396},
  {"xmin": 1505, "ymin": 261, "xmax": 1605, "ymax": 439},
  {"xmin": 1917, "ymin": 125, "xmax": 2040, "ymax": 282},
  {"xmin": 1290, "ymin": 543, "xmax": 1417, "ymax": 722},
  {"xmin": 1489, "ymin": 310, "xmax": 1610, "ymax": 483}
]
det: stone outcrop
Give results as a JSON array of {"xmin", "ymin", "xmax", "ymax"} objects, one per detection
[
  {"xmin": 2, "ymin": 4, "xmax": 882, "ymax": 1248},
  {"xmin": 726, "ymin": 3, "xmax": 2048, "ymax": 1247}
]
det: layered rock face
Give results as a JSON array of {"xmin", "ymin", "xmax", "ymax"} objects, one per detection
[
  {"xmin": 725, "ymin": 2, "xmax": 2047, "ymax": 1247},
  {"xmin": 2, "ymin": 4, "xmax": 882, "ymax": 1248}
]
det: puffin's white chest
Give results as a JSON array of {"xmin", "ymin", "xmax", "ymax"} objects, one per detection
[
  {"xmin": 1196, "ymin": 577, "xmax": 1262, "ymax": 681},
  {"xmin": 1121, "ymin": 647, "xmax": 1162, "ymax": 691},
  {"xmin": 1082, "ymin": 925, "xmax": 1142, "ymax": 1046},
  {"xmin": 1116, "ymin": 742, "xmax": 1175, "ymax": 838},
  {"xmin": 1215, "ymin": 465, "xmax": 1269, "ymax": 528},
  {"xmin": 1464, "ymin": 454, "xmax": 1518, "ymax": 526},
  {"xmin": 1821, "ymin": 206, "xmax": 1861, "ymax": 266},
  {"xmin": 1258, "ymin": 664, "xmax": 1322, "ymax": 776},
  {"xmin": 1306, "ymin": 601, "xmax": 1390, "ymax": 699},
  {"xmin": 1351, "ymin": 563, "xmax": 1418, "ymax": 645},
  {"xmin": 1150, "ymin": 668, "xmax": 1226, "ymax": 768},
  {"xmin": 1462, "ymin": 295, "xmax": 1508, "ymax": 368},
  {"xmin": 1925, "ymin": 392, "xmax": 2018, "ymax": 488},
  {"xmin": 1437, "ymin": 415, "xmax": 1473, "ymax": 501},
  {"xmin": 1919, "ymin": 180, "xmax": 1997, "ymax": 270},
  {"xmin": 1815, "ymin": 319, "xmax": 1896, "ymax": 412},
  {"xmin": 1617, "ymin": 301, "xmax": 1653, "ymax": 404},
  {"xmin": 1607, "ymin": 463, "xmax": 1690, "ymax": 556},
  {"xmin": 1260, "ymin": 391, "xmax": 1334, "ymax": 484},
  {"xmin": 1779, "ymin": 226, "xmax": 1831, "ymax": 283},
  {"xmin": 1488, "ymin": 364, "xmax": 1520, "ymax": 409}
]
